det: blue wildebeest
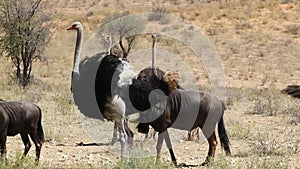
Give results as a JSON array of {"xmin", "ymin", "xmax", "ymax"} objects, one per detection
[
  {"xmin": 0, "ymin": 100, "xmax": 44, "ymax": 161},
  {"xmin": 137, "ymin": 71, "xmax": 231, "ymax": 166}
]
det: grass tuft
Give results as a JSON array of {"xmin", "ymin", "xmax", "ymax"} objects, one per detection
[
  {"xmin": 0, "ymin": 152, "xmax": 43, "ymax": 169},
  {"xmin": 114, "ymin": 156, "xmax": 172, "ymax": 169}
]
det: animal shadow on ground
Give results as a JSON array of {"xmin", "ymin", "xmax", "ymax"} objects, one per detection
[
  {"xmin": 177, "ymin": 163, "xmax": 199, "ymax": 168},
  {"xmin": 76, "ymin": 141, "xmax": 111, "ymax": 146}
]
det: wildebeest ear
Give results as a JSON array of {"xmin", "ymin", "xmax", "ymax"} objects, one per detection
[{"xmin": 136, "ymin": 123, "xmax": 149, "ymax": 134}]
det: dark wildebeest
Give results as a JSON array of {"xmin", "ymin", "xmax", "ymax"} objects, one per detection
[
  {"xmin": 281, "ymin": 85, "xmax": 300, "ymax": 98},
  {"xmin": 137, "ymin": 71, "xmax": 231, "ymax": 166},
  {"xmin": 0, "ymin": 100, "xmax": 44, "ymax": 162}
]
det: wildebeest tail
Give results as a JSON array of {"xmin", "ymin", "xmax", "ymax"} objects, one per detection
[
  {"xmin": 37, "ymin": 106, "xmax": 45, "ymax": 142},
  {"xmin": 164, "ymin": 70, "xmax": 180, "ymax": 92},
  {"xmin": 217, "ymin": 103, "xmax": 231, "ymax": 156}
]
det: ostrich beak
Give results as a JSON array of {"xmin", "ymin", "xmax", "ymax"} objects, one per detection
[{"xmin": 67, "ymin": 26, "xmax": 75, "ymax": 31}]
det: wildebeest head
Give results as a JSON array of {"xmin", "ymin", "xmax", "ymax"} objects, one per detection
[{"xmin": 136, "ymin": 123, "xmax": 149, "ymax": 134}]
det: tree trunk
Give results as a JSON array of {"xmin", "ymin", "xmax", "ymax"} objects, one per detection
[
  {"xmin": 21, "ymin": 60, "xmax": 32, "ymax": 88},
  {"xmin": 16, "ymin": 65, "xmax": 21, "ymax": 80}
]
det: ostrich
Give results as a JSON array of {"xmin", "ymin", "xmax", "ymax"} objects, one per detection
[
  {"xmin": 137, "ymin": 34, "xmax": 199, "ymax": 140},
  {"xmin": 137, "ymin": 34, "xmax": 167, "ymax": 88},
  {"xmin": 67, "ymin": 21, "xmax": 104, "ymax": 119},
  {"xmin": 104, "ymin": 35, "xmax": 112, "ymax": 55},
  {"xmin": 136, "ymin": 34, "xmax": 168, "ymax": 139},
  {"xmin": 67, "ymin": 22, "xmax": 166, "ymax": 156},
  {"xmin": 67, "ymin": 22, "xmax": 133, "ymax": 145},
  {"xmin": 137, "ymin": 33, "xmax": 185, "ymax": 98},
  {"xmin": 102, "ymin": 34, "xmax": 132, "ymax": 145}
]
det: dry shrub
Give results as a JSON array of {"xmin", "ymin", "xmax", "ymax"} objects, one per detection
[
  {"xmin": 250, "ymin": 132, "xmax": 284, "ymax": 156},
  {"xmin": 246, "ymin": 89, "xmax": 300, "ymax": 117},
  {"xmin": 148, "ymin": 3, "xmax": 168, "ymax": 22},
  {"xmin": 286, "ymin": 24, "xmax": 299, "ymax": 35}
]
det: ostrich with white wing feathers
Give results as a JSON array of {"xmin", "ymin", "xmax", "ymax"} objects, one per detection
[
  {"xmin": 68, "ymin": 22, "xmax": 169, "ymax": 156},
  {"xmin": 67, "ymin": 22, "xmax": 134, "ymax": 147},
  {"xmin": 136, "ymin": 34, "xmax": 198, "ymax": 140}
]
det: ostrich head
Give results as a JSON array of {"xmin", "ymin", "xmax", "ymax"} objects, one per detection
[
  {"xmin": 67, "ymin": 22, "xmax": 82, "ymax": 31},
  {"xmin": 103, "ymin": 35, "xmax": 112, "ymax": 55},
  {"xmin": 152, "ymin": 33, "xmax": 158, "ymax": 40}
]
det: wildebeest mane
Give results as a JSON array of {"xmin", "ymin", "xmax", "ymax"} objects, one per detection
[
  {"xmin": 137, "ymin": 67, "xmax": 170, "ymax": 95},
  {"xmin": 164, "ymin": 70, "xmax": 180, "ymax": 92}
]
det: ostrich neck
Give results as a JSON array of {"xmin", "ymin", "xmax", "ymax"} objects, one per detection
[
  {"xmin": 152, "ymin": 39, "xmax": 156, "ymax": 68},
  {"xmin": 152, "ymin": 38, "xmax": 158, "ymax": 76},
  {"xmin": 107, "ymin": 37, "xmax": 112, "ymax": 55},
  {"xmin": 73, "ymin": 28, "xmax": 83, "ymax": 74}
]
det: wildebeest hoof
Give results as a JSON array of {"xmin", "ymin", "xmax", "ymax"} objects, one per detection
[
  {"xmin": 201, "ymin": 161, "xmax": 209, "ymax": 166},
  {"xmin": 201, "ymin": 156, "xmax": 212, "ymax": 166},
  {"xmin": 172, "ymin": 161, "xmax": 178, "ymax": 167},
  {"xmin": 176, "ymin": 163, "xmax": 187, "ymax": 167}
]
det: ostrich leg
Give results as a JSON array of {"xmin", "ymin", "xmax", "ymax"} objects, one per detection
[
  {"xmin": 111, "ymin": 119, "xmax": 133, "ymax": 146},
  {"xmin": 111, "ymin": 121, "xmax": 118, "ymax": 145},
  {"xmin": 116, "ymin": 119, "xmax": 128, "ymax": 157}
]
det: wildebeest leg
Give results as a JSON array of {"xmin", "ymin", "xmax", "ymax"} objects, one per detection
[
  {"xmin": 110, "ymin": 121, "xmax": 118, "ymax": 145},
  {"xmin": 0, "ymin": 129, "xmax": 7, "ymax": 156},
  {"xmin": 164, "ymin": 130, "xmax": 177, "ymax": 166},
  {"xmin": 202, "ymin": 132, "xmax": 218, "ymax": 166},
  {"xmin": 29, "ymin": 131, "xmax": 42, "ymax": 162},
  {"xmin": 155, "ymin": 131, "xmax": 165, "ymax": 164},
  {"xmin": 20, "ymin": 132, "xmax": 31, "ymax": 156}
]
